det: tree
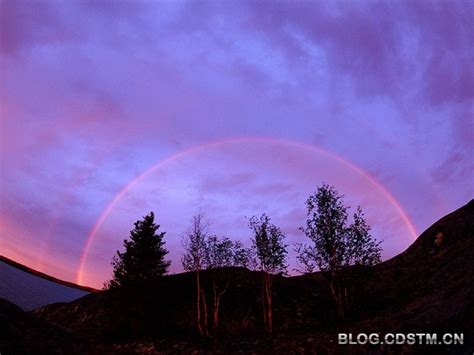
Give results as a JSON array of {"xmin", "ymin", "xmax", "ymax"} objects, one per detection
[
  {"xmin": 105, "ymin": 212, "xmax": 171, "ymax": 289},
  {"xmin": 232, "ymin": 240, "xmax": 256, "ymax": 269},
  {"xmin": 181, "ymin": 214, "xmax": 210, "ymax": 337},
  {"xmin": 204, "ymin": 235, "xmax": 234, "ymax": 333},
  {"xmin": 346, "ymin": 207, "xmax": 382, "ymax": 267},
  {"xmin": 297, "ymin": 184, "xmax": 382, "ymax": 319},
  {"xmin": 248, "ymin": 214, "xmax": 287, "ymax": 334},
  {"xmin": 182, "ymin": 214, "xmax": 253, "ymax": 336}
]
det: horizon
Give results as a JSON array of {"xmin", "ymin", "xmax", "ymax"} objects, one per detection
[
  {"xmin": 3, "ymin": 198, "xmax": 472, "ymax": 290},
  {"xmin": 1, "ymin": 1, "xmax": 472, "ymax": 289}
]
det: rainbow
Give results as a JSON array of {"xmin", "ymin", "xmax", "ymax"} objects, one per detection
[{"xmin": 76, "ymin": 136, "xmax": 418, "ymax": 285}]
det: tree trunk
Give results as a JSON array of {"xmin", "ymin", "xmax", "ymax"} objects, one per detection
[
  {"xmin": 200, "ymin": 288, "xmax": 209, "ymax": 337},
  {"xmin": 266, "ymin": 274, "xmax": 273, "ymax": 334},
  {"xmin": 261, "ymin": 272, "xmax": 274, "ymax": 334},
  {"xmin": 262, "ymin": 273, "xmax": 266, "ymax": 331},
  {"xmin": 329, "ymin": 271, "xmax": 345, "ymax": 320},
  {"xmin": 213, "ymin": 280, "xmax": 218, "ymax": 331},
  {"xmin": 212, "ymin": 279, "xmax": 229, "ymax": 332},
  {"xmin": 261, "ymin": 271, "xmax": 268, "ymax": 332},
  {"xmin": 196, "ymin": 270, "xmax": 203, "ymax": 336}
]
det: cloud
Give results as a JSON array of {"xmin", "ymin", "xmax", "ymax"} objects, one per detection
[
  {"xmin": 236, "ymin": 0, "xmax": 473, "ymax": 104},
  {"xmin": 1, "ymin": 1, "xmax": 471, "ymax": 286},
  {"xmin": 0, "ymin": 1, "xmax": 66, "ymax": 55}
]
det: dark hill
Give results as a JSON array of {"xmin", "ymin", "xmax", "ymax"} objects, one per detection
[
  {"xmin": 15, "ymin": 200, "xmax": 474, "ymax": 353},
  {"xmin": 0, "ymin": 297, "xmax": 81, "ymax": 354},
  {"xmin": 32, "ymin": 268, "xmax": 333, "ymax": 337},
  {"xmin": 369, "ymin": 198, "xmax": 474, "ymax": 322},
  {"xmin": 348, "ymin": 199, "xmax": 474, "ymax": 351},
  {"xmin": 387, "ymin": 198, "xmax": 474, "ymax": 265}
]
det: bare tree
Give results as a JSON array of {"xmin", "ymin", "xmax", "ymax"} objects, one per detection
[{"xmin": 248, "ymin": 214, "xmax": 287, "ymax": 334}]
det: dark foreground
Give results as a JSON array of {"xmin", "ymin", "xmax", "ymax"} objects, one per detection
[{"xmin": 2, "ymin": 200, "xmax": 473, "ymax": 354}]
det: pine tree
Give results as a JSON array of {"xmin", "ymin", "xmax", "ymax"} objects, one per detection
[{"xmin": 105, "ymin": 212, "xmax": 171, "ymax": 288}]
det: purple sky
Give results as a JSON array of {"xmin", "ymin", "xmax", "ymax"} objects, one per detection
[{"xmin": 1, "ymin": 1, "xmax": 473, "ymax": 288}]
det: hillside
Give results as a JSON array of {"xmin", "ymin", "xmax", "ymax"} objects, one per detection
[
  {"xmin": 3, "ymin": 200, "xmax": 474, "ymax": 354},
  {"xmin": 0, "ymin": 298, "xmax": 82, "ymax": 354},
  {"xmin": 364, "ymin": 198, "xmax": 474, "ymax": 332}
]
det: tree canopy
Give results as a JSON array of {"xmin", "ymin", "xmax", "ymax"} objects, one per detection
[
  {"xmin": 297, "ymin": 184, "xmax": 382, "ymax": 273},
  {"xmin": 105, "ymin": 212, "xmax": 171, "ymax": 288},
  {"xmin": 249, "ymin": 214, "xmax": 288, "ymax": 274}
]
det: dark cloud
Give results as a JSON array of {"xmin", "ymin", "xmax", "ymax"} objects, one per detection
[
  {"xmin": 237, "ymin": 0, "xmax": 473, "ymax": 104},
  {"xmin": 0, "ymin": 1, "xmax": 75, "ymax": 55}
]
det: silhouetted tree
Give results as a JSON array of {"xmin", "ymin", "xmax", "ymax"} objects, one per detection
[
  {"xmin": 297, "ymin": 184, "xmax": 382, "ymax": 319},
  {"xmin": 248, "ymin": 214, "xmax": 287, "ymax": 334},
  {"xmin": 346, "ymin": 207, "xmax": 382, "ymax": 266},
  {"xmin": 105, "ymin": 212, "xmax": 171, "ymax": 289},
  {"xmin": 182, "ymin": 214, "xmax": 209, "ymax": 337},
  {"xmin": 182, "ymin": 215, "xmax": 253, "ymax": 336},
  {"xmin": 232, "ymin": 240, "xmax": 256, "ymax": 269},
  {"xmin": 204, "ymin": 236, "xmax": 234, "ymax": 333}
]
